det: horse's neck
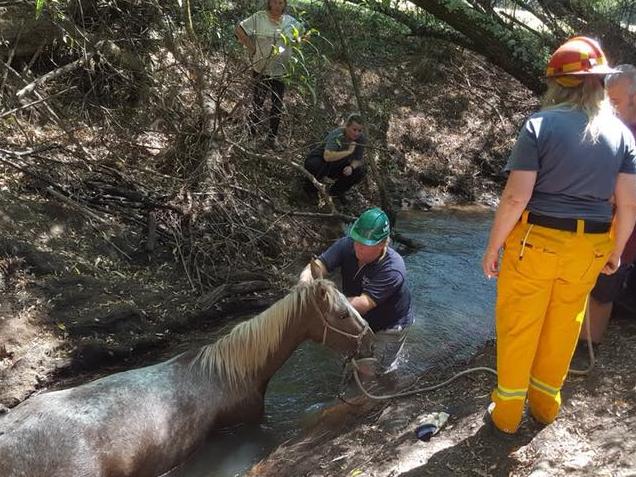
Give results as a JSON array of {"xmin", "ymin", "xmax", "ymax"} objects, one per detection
[{"xmin": 251, "ymin": 305, "xmax": 308, "ymax": 392}]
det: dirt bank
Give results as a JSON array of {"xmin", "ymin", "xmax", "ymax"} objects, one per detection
[{"xmin": 248, "ymin": 314, "xmax": 636, "ymax": 476}]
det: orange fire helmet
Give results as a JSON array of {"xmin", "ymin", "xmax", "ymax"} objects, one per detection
[{"xmin": 546, "ymin": 36, "xmax": 617, "ymax": 79}]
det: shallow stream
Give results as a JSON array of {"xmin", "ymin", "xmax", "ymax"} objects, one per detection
[{"xmin": 166, "ymin": 207, "xmax": 497, "ymax": 477}]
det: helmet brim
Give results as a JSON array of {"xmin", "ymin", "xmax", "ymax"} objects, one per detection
[
  {"xmin": 349, "ymin": 228, "xmax": 386, "ymax": 246},
  {"xmin": 549, "ymin": 65, "xmax": 619, "ymax": 77}
]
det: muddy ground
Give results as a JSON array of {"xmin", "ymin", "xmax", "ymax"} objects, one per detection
[{"xmin": 248, "ymin": 312, "xmax": 636, "ymax": 477}]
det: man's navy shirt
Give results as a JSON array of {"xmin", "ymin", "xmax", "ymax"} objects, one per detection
[{"xmin": 319, "ymin": 237, "xmax": 413, "ymax": 332}]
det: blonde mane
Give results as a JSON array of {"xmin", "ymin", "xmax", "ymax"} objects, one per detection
[{"xmin": 190, "ymin": 280, "xmax": 335, "ymax": 391}]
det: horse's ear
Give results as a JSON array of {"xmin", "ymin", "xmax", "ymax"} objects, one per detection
[
  {"xmin": 310, "ymin": 257, "xmax": 324, "ymax": 280},
  {"xmin": 315, "ymin": 279, "xmax": 330, "ymax": 303}
]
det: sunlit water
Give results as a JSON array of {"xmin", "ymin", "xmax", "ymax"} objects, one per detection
[{"xmin": 165, "ymin": 208, "xmax": 497, "ymax": 477}]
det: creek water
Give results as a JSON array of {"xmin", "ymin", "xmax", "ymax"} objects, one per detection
[{"xmin": 165, "ymin": 207, "xmax": 497, "ymax": 477}]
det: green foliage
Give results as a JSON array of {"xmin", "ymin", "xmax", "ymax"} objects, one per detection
[
  {"xmin": 35, "ymin": 0, "xmax": 47, "ymax": 19},
  {"xmin": 297, "ymin": 0, "xmax": 410, "ymax": 62},
  {"xmin": 191, "ymin": 0, "xmax": 242, "ymax": 51}
]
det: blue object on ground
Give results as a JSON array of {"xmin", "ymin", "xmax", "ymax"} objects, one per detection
[{"xmin": 415, "ymin": 423, "xmax": 438, "ymax": 441}]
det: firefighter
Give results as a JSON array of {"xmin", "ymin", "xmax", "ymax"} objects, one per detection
[{"xmin": 481, "ymin": 37, "xmax": 636, "ymax": 435}]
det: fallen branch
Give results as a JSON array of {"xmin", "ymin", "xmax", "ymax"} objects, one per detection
[
  {"xmin": 392, "ymin": 232, "xmax": 425, "ymax": 251},
  {"xmin": 0, "ymin": 88, "xmax": 73, "ymax": 119},
  {"xmin": 273, "ymin": 209, "xmax": 355, "ymax": 222},
  {"xmin": 45, "ymin": 186, "xmax": 109, "ymax": 224},
  {"xmin": 228, "ymin": 140, "xmax": 337, "ymax": 214},
  {"xmin": 16, "ymin": 53, "xmax": 96, "ymax": 99}
]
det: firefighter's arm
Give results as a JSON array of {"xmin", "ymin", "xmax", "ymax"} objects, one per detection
[{"xmin": 482, "ymin": 170, "xmax": 536, "ymax": 278}]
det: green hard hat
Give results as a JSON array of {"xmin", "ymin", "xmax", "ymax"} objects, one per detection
[{"xmin": 349, "ymin": 208, "xmax": 390, "ymax": 245}]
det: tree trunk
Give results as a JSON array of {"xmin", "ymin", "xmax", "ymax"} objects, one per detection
[{"xmin": 408, "ymin": 0, "xmax": 546, "ymax": 93}]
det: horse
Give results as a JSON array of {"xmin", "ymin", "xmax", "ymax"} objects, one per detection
[{"xmin": 0, "ymin": 279, "xmax": 373, "ymax": 477}]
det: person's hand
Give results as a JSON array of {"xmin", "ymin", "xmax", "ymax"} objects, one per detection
[
  {"xmin": 482, "ymin": 247, "xmax": 501, "ymax": 279},
  {"xmin": 601, "ymin": 251, "xmax": 621, "ymax": 275},
  {"xmin": 343, "ymin": 166, "xmax": 353, "ymax": 176},
  {"xmin": 346, "ymin": 142, "xmax": 356, "ymax": 154},
  {"xmin": 298, "ymin": 266, "xmax": 314, "ymax": 283}
]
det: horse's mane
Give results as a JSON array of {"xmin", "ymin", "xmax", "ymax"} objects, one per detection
[{"xmin": 190, "ymin": 280, "xmax": 335, "ymax": 391}]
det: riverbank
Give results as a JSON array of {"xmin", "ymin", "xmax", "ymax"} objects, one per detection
[{"xmin": 248, "ymin": 314, "xmax": 636, "ymax": 476}]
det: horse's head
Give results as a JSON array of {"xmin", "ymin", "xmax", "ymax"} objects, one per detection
[{"xmin": 304, "ymin": 279, "xmax": 374, "ymax": 358}]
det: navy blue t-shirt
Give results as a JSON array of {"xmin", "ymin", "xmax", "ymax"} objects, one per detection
[{"xmin": 319, "ymin": 237, "xmax": 413, "ymax": 332}]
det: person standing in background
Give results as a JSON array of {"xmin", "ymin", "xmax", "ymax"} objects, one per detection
[
  {"xmin": 235, "ymin": 0, "xmax": 303, "ymax": 150},
  {"xmin": 576, "ymin": 65, "xmax": 636, "ymax": 354}
]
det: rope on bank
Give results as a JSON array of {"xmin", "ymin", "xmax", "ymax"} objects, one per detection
[
  {"xmin": 568, "ymin": 305, "xmax": 596, "ymax": 376},
  {"xmin": 351, "ymin": 301, "xmax": 597, "ymax": 400},
  {"xmin": 350, "ymin": 357, "xmax": 496, "ymax": 400}
]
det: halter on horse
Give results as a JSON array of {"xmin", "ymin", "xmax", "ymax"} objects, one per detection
[{"xmin": 0, "ymin": 280, "xmax": 372, "ymax": 477}]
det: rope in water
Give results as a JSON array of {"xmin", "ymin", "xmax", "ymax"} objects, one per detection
[
  {"xmin": 350, "ymin": 304, "xmax": 596, "ymax": 400},
  {"xmin": 349, "ymin": 357, "xmax": 496, "ymax": 400}
]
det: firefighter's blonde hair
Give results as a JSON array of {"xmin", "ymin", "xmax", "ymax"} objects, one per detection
[{"xmin": 542, "ymin": 76, "xmax": 613, "ymax": 143}]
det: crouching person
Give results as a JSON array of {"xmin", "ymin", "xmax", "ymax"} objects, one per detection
[
  {"xmin": 303, "ymin": 113, "xmax": 367, "ymax": 202},
  {"xmin": 299, "ymin": 208, "xmax": 413, "ymax": 383}
]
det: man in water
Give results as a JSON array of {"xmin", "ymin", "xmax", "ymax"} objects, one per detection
[{"xmin": 299, "ymin": 207, "xmax": 413, "ymax": 379}]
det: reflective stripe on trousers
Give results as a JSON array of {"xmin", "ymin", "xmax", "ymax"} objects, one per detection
[{"xmin": 491, "ymin": 215, "xmax": 613, "ymax": 433}]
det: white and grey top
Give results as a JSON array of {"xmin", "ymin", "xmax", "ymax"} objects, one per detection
[{"xmin": 239, "ymin": 10, "xmax": 303, "ymax": 78}]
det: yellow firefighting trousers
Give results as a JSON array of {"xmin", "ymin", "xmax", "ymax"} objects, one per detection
[{"xmin": 491, "ymin": 214, "xmax": 613, "ymax": 433}]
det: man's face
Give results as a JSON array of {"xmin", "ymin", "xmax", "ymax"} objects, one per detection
[
  {"xmin": 353, "ymin": 240, "xmax": 385, "ymax": 265},
  {"xmin": 344, "ymin": 122, "xmax": 363, "ymax": 142},
  {"xmin": 607, "ymin": 77, "xmax": 636, "ymax": 124}
]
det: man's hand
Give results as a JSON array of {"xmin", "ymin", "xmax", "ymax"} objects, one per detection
[
  {"xmin": 349, "ymin": 293, "xmax": 376, "ymax": 316},
  {"xmin": 346, "ymin": 142, "xmax": 356, "ymax": 154},
  {"xmin": 601, "ymin": 251, "xmax": 621, "ymax": 275},
  {"xmin": 343, "ymin": 166, "xmax": 353, "ymax": 176}
]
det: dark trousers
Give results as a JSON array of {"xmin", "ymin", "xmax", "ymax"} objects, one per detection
[
  {"xmin": 249, "ymin": 72, "xmax": 285, "ymax": 139},
  {"xmin": 304, "ymin": 151, "xmax": 366, "ymax": 196}
]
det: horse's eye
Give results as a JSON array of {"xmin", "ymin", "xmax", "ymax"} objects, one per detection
[{"xmin": 340, "ymin": 312, "xmax": 349, "ymax": 320}]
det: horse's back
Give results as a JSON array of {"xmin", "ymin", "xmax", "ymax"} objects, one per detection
[
  {"xmin": 0, "ymin": 390, "xmax": 103, "ymax": 477},
  {"xmin": 0, "ymin": 358, "xmax": 222, "ymax": 477}
]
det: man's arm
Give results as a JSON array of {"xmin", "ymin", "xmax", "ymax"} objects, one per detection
[
  {"xmin": 323, "ymin": 142, "xmax": 356, "ymax": 163},
  {"xmin": 351, "ymin": 134, "xmax": 366, "ymax": 163},
  {"xmin": 603, "ymin": 172, "xmax": 636, "ymax": 274},
  {"xmin": 348, "ymin": 293, "xmax": 377, "ymax": 316}
]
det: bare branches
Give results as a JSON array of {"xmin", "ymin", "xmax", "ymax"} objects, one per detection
[
  {"xmin": 16, "ymin": 54, "xmax": 95, "ymax": 99},
  {"xmin": 0, "ymin": 88, "xmax": 74, "ymax": 119},
  {"xmin": 228, "ymin": 140, "xmax": 338, "ymax": 214},
  {"xmin": 323, "ymin": 0, "xmax": 393, "ymax": 219},
  {"xmin": 0, "ymin": 20, "xmax": 23, "ymax": 97}
]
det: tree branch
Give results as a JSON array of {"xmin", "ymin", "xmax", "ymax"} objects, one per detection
[
  {"xmin": 16, "ymin": 52, "xmax": 95, "ymax": 99},
  {"xmin": 323, "ymin": 0, "xmax": 393, "ymax": 220}
]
